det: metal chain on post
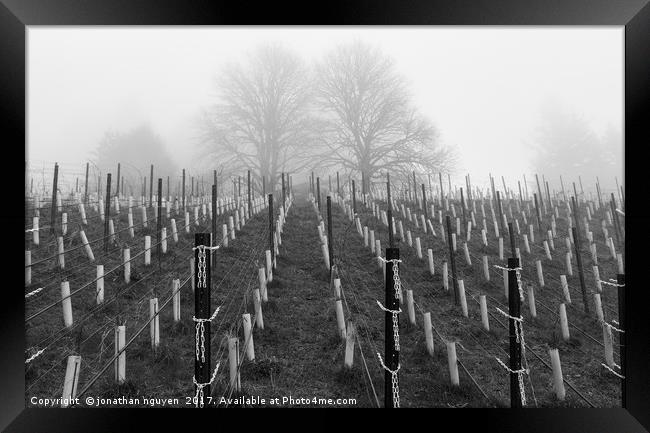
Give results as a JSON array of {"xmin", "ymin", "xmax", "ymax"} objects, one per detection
[
  {"xmin": 192, "ymin": 245, "xmax": 220, "ymax": 363},
  {"xmin": 376, "ymin": 301, "xmax": 401, "ymax": 351},
  {"xmin": 192, "ymin": 362, "xmax": 220, "ymax": 408},
  {"xmin": 377, "ymin": 255, "xmax": 402, "ymax": 408},
  {"xmin": 392, "ymin": 260, "xmax": 402, "ymax": 301},
  {"xmin": 494, "ymin": 259, "xmax": 529, "ymax": 407},
  {"xmin": 494, "ymin": 264, "xmax": 524, "ymax": 300},
  {"xmin": 377, "ymin": 352, "xmax": 401, "ymax": 408},
  {"xmin": 192, "ymin": 239, "xmax": 221, "ymax": 409},
  {"xmin": 495, "ymin": 305, "xmax": 529, "ymax": 406}
]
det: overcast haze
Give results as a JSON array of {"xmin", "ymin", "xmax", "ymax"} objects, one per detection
[{"xmin": 27, "ymin": 26, "xmax": 623, "ymax": 192}]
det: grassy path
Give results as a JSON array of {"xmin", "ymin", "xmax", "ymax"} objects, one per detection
[
  {"xmin": 232, "ymin": 195, "xmax": 485, "ymax": 407},
  {"xmin": 236, "ymin": 196, "xmax": 368, "ymax": 407}
]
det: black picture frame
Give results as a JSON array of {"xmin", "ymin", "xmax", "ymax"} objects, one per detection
[{"xmin": 1, "ymin": 1, "xmax": 648, "ymax": 431}]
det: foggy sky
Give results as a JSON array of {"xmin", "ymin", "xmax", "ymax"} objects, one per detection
[{"xmin": 27, "ymin": 26, "xmax": 623, "ymax": 192}]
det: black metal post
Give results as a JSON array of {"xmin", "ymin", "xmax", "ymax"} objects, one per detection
[
  {"xmin": 496, "ymin": 190, "xmax": 505, "ymax": 236},
  {"xmin": 116, "ymin": 163, "xmax": 121, "ymax": 198},
  {"xmin": 149, "ymin": 165, "xmax": 154, "ymax": 208},
  {"xmin": 84, "ymin": 162, "xmax": 89, "ymax": 205},
  {"xmin": 352, "ymin": 180, "xmax": 357, "ymax": 216},
  {"xmin": 571, "ymin": 226, "xmax": 589, "ymax": 314},
  {"xmin": 461, "ymin": 187, "xmax": 467, "ymax": 239},
  {"xmin": 50, "ymin": 163, "xmax": 59, "ymax": 236},
  {"xmin": 387, "ymin": 173, "xmax": 394, "ymax": 247},
  {"xmin": 534, "ymin": 193, "xmax": 542, "ymax": 236},
  {"xmin": 182, "ymin": 169, "xmax": 186, "ymax": 212},
  {"xmin": 316, "ymin": 177, "xmax": 321, "ymax": 213},
  {"xmin": 384, "ymin": 247, "xmax": 400, "ymax": 408},
  {"xmin": 413, "ymin": 171, "xmax": 417, "ymax": 206},
  {"xmin": 535, "ymin": 174, "xmax": 545, "ymax": 214},
  {"xmin": 422, "ymin": 183, "xmax": 427, "ymax": 219},
  {"xmin": 596, "ymin": 179, "xmax": 603, "ymax": 210},
  {"xmin": 268, "ymin": 194, "xmax": 274, "ymax": 263},
  {"xmin": 194, "ymin": 233, "xmax": 212, "ymax": 408},
  {"xmin": 281, "ymin": 172, "xmax": 286, "ymax": 216},
  {"xmin": 446, "ymin": 215, "xmax": 459, "ymax": 304},
  {"xmin": 337, "ymin": 171, "xmax": 340, "ymax": 196},
  {"xmin": 507, "ymin": 256, "xmax": 522, "ymax": 408},
  {"xmin": 327, "ymin": 196, "xmax": 333, "ymax": 274},
  {"xmin": 212, "ymin": 184, "xmax": 217, "ymax": 269},
  {"xmin": 157, "ymin": 178, "xmax": 162, "ymax": 270},
  {"xmin": 247, "ymin": 170, "xmax": 252, "ymax": 218},
  {"xmin": 611, "ymin": 193, "xmax": 622, "ymax": 247},
  {"xmin": 104, "ymin": 173, "xmax": 111, "ymax": 253},
  {"xmin": 617, "ymin": 273, "xmax": 626, "ymax": 407}
]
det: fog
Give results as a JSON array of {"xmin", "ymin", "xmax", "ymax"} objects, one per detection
[{"xmin": 27, "ymin": 26, "xmax": 623, "ymax": 195}]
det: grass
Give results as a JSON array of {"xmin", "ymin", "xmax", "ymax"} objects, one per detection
[{"xmin": 24, "ymin": 191, "xmax": 622, "ymax": 408}]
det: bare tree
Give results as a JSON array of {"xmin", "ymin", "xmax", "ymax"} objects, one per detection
[
  {"xmin": 93, "ymin": 123, "xmax": 176, "ymax": 196},
  {"xmin": 315, "ymin": 41, "xmax": 456, "ymax": 190},
  {"xmin": 531, "ymin": 100, "xmax": 622, "ymax": 193},
  {"xmin": 197, "ymin": 45, "xmax": 318, "ymax": 192}
]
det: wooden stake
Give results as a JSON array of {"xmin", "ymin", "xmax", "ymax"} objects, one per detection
[
  {"xmin": 96, "ymin": 265, "xmax": 104, "ymax": 304},
  {"xmin": 458, "ymin": 280, "xmax": 468, "ymax": 317},
  {"xmin": 427, "ymin": 249, "xmax": 435, "ymax": 275},
  {"xmin": 565, "ymin": 252, "xmax": 573, "ymax": 276},
  {"xmin": 406, "ymin": 289, "xmax": 416, "ymax": 325},
  {"xmin": 594, "ymin": 293, "xmax": 604, "ymax": 322},
  {"xmin": 253, "ymin": 288, "xmax": 264, "ymax": 329},
  {"xmin": 499, "ymin": 237, "xmax": 504, "ymax": 260},
  {"xmin": 61, "ymin": 355, "xmax": 81, "ymax": 407},
  {"xmin": 482, "ymin": 256, "xmax": 489, "ymax": 281},
  {"xmin": 463, "ymin": 242, "xmax": 471, "ymax": 265},
  {"xmin": 144, "ymin": 236, "xmax": 151, "ymax": 266},
  {"xmin": 528, "ymin": 285, "xmax": 537, "ymax": 318},
  {"xmin": 173, "ymin": 279, "xmax": 181, "ymax": 322},
  {"xmin": 549, "ymin": 348, "xmax": 565, "ymax": 400},
  {"xmin": 344, "ymin": 321, "xmax": 356, "ymax": 368},
  {"xmin": 57, "ymin": 236, "xmax": 65, "ymax": 269},
  {"xmin": 123, "ymin": 248, "xmax": 131, "ymax": 283},
  {"xmin": 242, "ymin": 313, "xmax": 255, "ymax": 361},
  {"xmin": 423, "ymin": 312, "xmax": 434, "ymax": 355},
  {"xmin": 480, "ymin": 295, "xmax": 489, "ymax": 331},
  {"xmin": 79, "ymin": 230, "xmax": 94, "ymax": 261},
  {"xmin": 334, "ymin": 298, "xmax": 347, "ymax": 339},
  {"xmin": 61, "ymin": 281, "xmax": 73, "ymax": 328},
  {"xmin": 150, "ymin": 298, "xmax": 160, "ymax": 349},
  {"xmin": 560, "ymin": 275, "xmax": 571, "ymax": 303},
  {"xmin": 446, "ymin": 341, "xmax": 460, "ymax": 386},
  {"xmin": 559, "ymin": 303, "xmax": 570, "ymax": 340},
  {"xmin": 415, "ymin": 237, "xmax": 423, "ymax": 259},
  {"xmin": 115, "ymin": 325, "xmax": 126, "ymax": 384},
  {"xmin": 536, "ymin": 260, "xmax": 544, "ymax": 287},
  {"xmin": 228, "ymin": 337, "xmax": 241, "ymax": 392},
  {"xmin": 25, "ymin": 250, "xmax": 32, "ymax": 286}
]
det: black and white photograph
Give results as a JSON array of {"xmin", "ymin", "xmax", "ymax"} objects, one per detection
[
  {"xmin": 23, "ymin": 25, "xmax": 626, "ymax": 408},
  {"xmin": 2, "ymin": 1, "xmax": 650, "ymax": 431}
]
